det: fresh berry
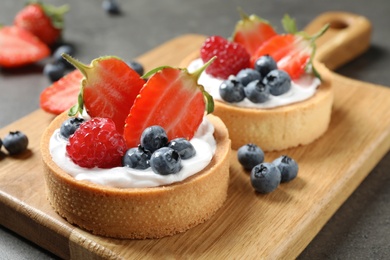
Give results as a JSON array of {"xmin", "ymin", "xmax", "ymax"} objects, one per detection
[
  {"xmin": 123, "ymin": 60, "xmax": 214, "ymax": 149},
  {"xmin": 122, "ymin": 146, "xmax": 151, "ymax": 169},
  {"xmin": 250, "ymin": 163, "xmax": 281, "ymax": 193},
  {"xmin": 66, "ymin": 117, "xmax": 126, "ymax": 168},
  {"xmin": 232, "ymin": 10, "xmax": 277, "ymax": 56},
  {"xmin": 167, "ymin": 138, "xmax": 196, "ymax": 159},
  {"xmin": 150, "ymin": 147, "xmax": 182, "ymax": 175},
  {"xmin": 127, "ymin": 61, "xmax": 144, "ymax": 76},
  {"xmin": 40, "ymin": 70, "xmax": 83, "ymax": 115},
  {"xmin": 244, "ymin": 80, "xmax": 270, "ymax": 103},
  {"xmin": 102, "ymin": 0, "xmax": 121, "ymax": 15},
  {"xmin": 219, "ymin": 78, "xmax": 245, "ymax": 103},
  {"xmin": 263, "ymin": 69, "xmax": 291, "ymax": 96},
  {"xmin": 273, "ymin": 155, "xmax": 299, "ymax": 183},
  {"xmin": 237, "ymin": 143, "xmax": 264, "ymax": 170},
  {"xmin": 0, "ymin": 26, "xmax": 50, "ymax": 68},
  {"xmin": 200, "ymin": 35, "xmax": 250, "ymax": 79},
  {"xmin": 63, "ymin": 54, "xmax": 145, "ymax": 134},
  {"xmin": 140, "ymin": 125, "xmax": 168, "ymax": 153},
  {"xmin": 53, "ymin": 44, "xmax": 76, "ymax": 69},
  {"xmin": 236, "ymin": 68, "xmax": 261, "ymax": 86},
  {"xmin": 254, "ymin": 55, "xmax": 278, "ymax": 77},
  {"xmin": 60, "ymin": 117, "xmax": 85, "ymax": 139},
  {"xmin": 43, "ymin": 62, "xmax": 66, "ymax": 82},
  {"xmin": 2, "ymin": 131, "xmax": 29, "ymax": 155},
  {"xmin": 14, "ymin": 2, "xmax": 69, "ymax": 46}
]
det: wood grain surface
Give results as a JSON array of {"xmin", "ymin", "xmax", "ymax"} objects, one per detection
[{"xmin": 1, "ymin": 12, "xmax": 389, "ymax": 259}]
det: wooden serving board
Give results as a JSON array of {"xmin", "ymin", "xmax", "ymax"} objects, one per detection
[{"xmin": 1, "ymin": 12, "xmax": 389, "ymax": 259}]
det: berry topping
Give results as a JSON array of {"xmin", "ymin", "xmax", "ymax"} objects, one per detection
[
  {"xmin": 127, "ymin": 61, "xmax": 144, "ymax": 76},
  {"xmin": 150, "ymin": 147, "xmax": 182, "ymax": 175},
  {"xmin": 122, "ymin": 146, "xmax": 151, "ymax": 170},
  {"xmin": 236, "ymin": 68, "xmax": 261, "ymax": 86},
  {"xmin": 66, "ymin": 117, "xmax": 126, "ymax": 168},
  {"xmin": 2, "ymin": 131, "xmax": 29, "ymax": 155},
  {"xmin": 43, "ymin": 62, "xmax": 66, "ymax": 82},
  {"xmin": 263, "ymin": 69, "xmax": 291, "ymax": 96},
  {"xmin": 237, "ymin": 143, "xmax": 264, "ymax": 170},
  {"xmin": 244, "ymin": 80, "xmax": 270, "ymax": 103},
  {"xmin": 273, "ymin": 155, "xmax": 299, "ymax": 183},
  {"xmin": 219, "ymin": 78, "xmax": 246, "ymax": 103},
  {"xmin": 254, "ymin": 55, "xmax": 278, "ymax": 77},
  {"xmin": 140, "ymin": 125, "xmax": 168, "ymax": 153},
  {"xmin": 250, "ymin": 162, "xmax": 281, "ymax": 193},
  {"xmin": 60, "ymin": 117, "xmax": 85, "ymax": 139},
  {"xmin": 200, "ymin": 35, "xmax": 250, "ymax": 79},
  {"xmin": 167, "ymin": 138, "xmax": 196, "ymax": 159}
]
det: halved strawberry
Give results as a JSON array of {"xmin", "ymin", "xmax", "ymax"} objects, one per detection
[
  {"xmin": 40, "ymin": 70, "xmax": 83, "ymax": 115},
  {"xmin": 0, "ymin": 26, "xmax": 50, "ymax": 68},
  {"xmin": 232, "ymin": 10, "xmax": 277, "ymax": 56},
  {"xmin": 123, "ymin": 59, "xmax": 215, "ymax": 149},
  {"xmin": 62, "ymin": 54, "xmax": 145, "ymax": 134}
]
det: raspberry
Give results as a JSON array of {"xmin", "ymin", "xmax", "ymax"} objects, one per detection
[
  {"xmin": 66, "ymin": 117, "xmax": 126, "ymax": 168},
  {"xmin": 200, "ymin": 35, "xmax": 250, "ymax": 79}
]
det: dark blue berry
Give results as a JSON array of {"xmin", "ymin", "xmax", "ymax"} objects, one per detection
[
  {"xmin": 273, "ymin": 155, "xmax": 299, "ymax": 183},
  {"xmin": 2, "ymin": 131, "xmax": 29, "ymax": 155},
  {"xmin": 43, "ymin": 63, "xmax": 66, "ymax": 82},
  {"xmin": 140, "ymin": 125, "xmax": 168, "ymax": 153},
  {"xmin": 127, "ymin": 61, "xmax": 144, "ymax": 76},
  {"xmin": 237, "ymin": 143, "xmax": 264, "ymax": 170},
  {"xmin": 244, "ymin": 80, "xmax": 270, "ymax": 103},
  {"xmin": 122, "ymin": 146, "xmax": 151, "ymax": 169},
  {"xmin": 263, "ymin": 69, "xmax": 291, "ymax": 96},
  {"xmin": 254, "ymin": 55, "xmax": 278, "ymax": 77},
  {"xmin": 53, "ymin": 44, "xmax": 76, "ymax": 69},
  {"xmin": 219, "ymin": 78, "xmax": 245, "ymax": 103},
  {"xmin": 250, "ymin": 162, "xmax": 281, "ymax": 193},
  {"xmin": 102, "ymin": 0, "xmax": 121, "ymax": 15},
  {"xmin": 60, "ymin": 117, "xmax": 85, "ymax": 139},
  {"xmin": 167, "ymin": 138, "xmax": 196, "ymax": 159},
  {"xmin": 150, "ymin": 147, "xmax": 182, "ymax": 175},
  {"xmin": 236, "ymin": 68, "xmax": 261, "ymax": 86}
]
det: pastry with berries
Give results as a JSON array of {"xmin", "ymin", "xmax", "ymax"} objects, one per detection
[
  {"xmin": 40, "ymin": 55, "xmax": 231, "ymax": 239},
  {"xmin": 182, "ymin": 13, "xmax": 333, "ymax": 151}
]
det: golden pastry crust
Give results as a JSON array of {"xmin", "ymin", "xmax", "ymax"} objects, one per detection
[{"xmin": 41, "ymin": 112, "xmax": 231, "ymax": 239}]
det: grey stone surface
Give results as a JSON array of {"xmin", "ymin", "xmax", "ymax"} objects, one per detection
[{"xmin": 1, "ymin": 0, "xmax": 390, "ymax": 259}]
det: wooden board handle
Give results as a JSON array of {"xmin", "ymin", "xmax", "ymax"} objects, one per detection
[{"xmin": 304, "ymin": 11, "xmax": 372, "ymax": 70}]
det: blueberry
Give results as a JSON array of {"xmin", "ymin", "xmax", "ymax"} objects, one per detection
[
  {"xmin": 150, "ymin": 147, "xmax": 182, "ymax": 175},
  {"xmin": 60, "ymin": 117, "xmax": 85, "ymax": 139},
  {"xmin": 236, "ymin": 68, "xmax": 261, "ymax": 86},
  {"xmin": 273, "ymin": 155, "xmax": 299, "ymax": 183},
  {"xmin": 2, "ymin": 131, "xmax": 29, "ymax": 155},
  {"xmin": 219, "ymin": 78, "xmax": 245, "ymax": 103},
  {"xmin": 254, "ymin": 55, "xmax": 278, "ymax": 77},
  {"xmin": 244, "ymin": 80, "xmax": 270, "ymax": 103},
  {"xmin": 127, "ymin": 61, "xmax": 144, "ymax": 76},
  {"xmin": 53, "ymin": 44, "xmax": 76, "ymax": 69},
  {"xmin": 122, "ymin": 146, "xmax": 151, "ymax": 169},
  {"xmin": 263, "ymin": 69, "xmax": 291, "ymax": 96},
  {"xmin": 140, "ymin": 125, "xmax": 168, "ymax": 153},
  {"xmin": 237, "ymin": 143, "xmax": 264, "ymax": 170},
  {"xmin": 250, "ymin": 163, "xmax": 281, "ymax": 193},
  {"xmin": 43, "ymin": 63, "xmax": 66, "ymax": 82},
  {"xmin": 167, "ymin": 138, "xmax": 196, "ymax": 159},
  {"xmin": 102, "ymin": 0, "xmax": 121, "ymax": 15}
]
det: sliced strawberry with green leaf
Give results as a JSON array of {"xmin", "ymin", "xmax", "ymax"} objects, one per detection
[
  {"xmin": 123, "ymin": 58, "xmax": 215, "ymax": 149},
  {"xmin": 62, "ymin": 54, "xmax": 145, "ymax": 134},
  {"xmin": 232, "ymin": 9, "xmax": 277, "ymax": 56},
  {"xmin": 40, "ymin": 70, "xmax": 83, "ymax": 115}
]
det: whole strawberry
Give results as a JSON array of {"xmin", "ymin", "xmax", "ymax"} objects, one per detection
[
  {"xmin": 14, "ymin": 2, "xmax": 69, "ymax": 46},
  {"xmin": 66, "ymin": 117, "xmax": 127, "ymax": 168},
  {"xmin": 200, "ymin": 35, "xmax": 250, "ymax": 79}
]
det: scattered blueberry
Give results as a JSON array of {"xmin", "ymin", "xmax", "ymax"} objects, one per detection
[
  {"xmin": 2, "ymin": 131, "xmax": 29, "ymax": 155},
  {"xmin": 102, "ymin": 0, "xmax": 121, "ymax": 15},
  {"xmin": 150, "ymin": 147, "xmax": 182, "ymax": 175},
  {"xmin": 140, "ymin": 125, "xmax": 168, "ymax": 153},
  {"xmin": 236, "ymin": 68, "xmax": 261, "ymax": 86},
  {"xmin": 263, "ymin": 69, "xmax": 291, "ymax": 96},
  {"xmin": 60, "ymin": 117, "xmax": 85, "ymax": 139},
  {"xmin": 254, "ymin": 55, "xmax": 278, "ymax": 77},
  {"xmin": 43, "ymin": 62, "xmax": 66, "ymax": 82},
  {"xmin": 53, "ymin": 44, "xmax": 76, "ymax": 69},
  {"xmin": 237, "ymin": 143, "xmax": 264, "ymax": 170},
  {"xmin": 167, "ymin": 138, "xmax": 196, "ymax": 159},
  {"xmin": 122, "ymin": 145, "xmax": 151, "ymax": 169},
  {"xmin": 273, "ymin": 155, "xmax": 299, "ymax": 183},
  {"xmin": 219, "ymin": 78, "xmax": 246, "ymax": 103},
  {"xmin": 244, "ymin": 80, "xmax": 270, "ymax": 103},
  {"xmin": 127, "ymin": 61, "xmax": 144, "ymax": 76},
  {"xmin": 250, "ymin": 162, "xmax": 281, "ymax": 193}
]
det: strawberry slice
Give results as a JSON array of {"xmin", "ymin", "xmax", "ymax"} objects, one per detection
[
  {"xmin": 62, "ymin": 54, "xmax": 145, "ymax": 134},
  {"xmin": 232, "ymin": 10, "xmax": 277, "ymax": 56},
  {"xmin": 123, "ymin": 59, "xmax": 215, "ymax": 149},
  {"xmin": 0, "ymin": 26, "xmax": 50, "ymax": 68},
  {"xmin": 40, "ymin": 70, "xmax": 83, "ymax": 115}
]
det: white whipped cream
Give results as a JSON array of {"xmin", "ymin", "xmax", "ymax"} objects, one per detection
[
  {"xmin": 188, "ymin": 58, "xmax": 321, "ymax": 108},
  {"xmin": 49, "ymin": 117, "xmax": 216, "ymax": 189}
]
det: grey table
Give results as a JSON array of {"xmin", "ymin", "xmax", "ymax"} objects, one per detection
[{"xmin": 1, "ymin": 0, "xmax": 389, "ymax": 259}]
